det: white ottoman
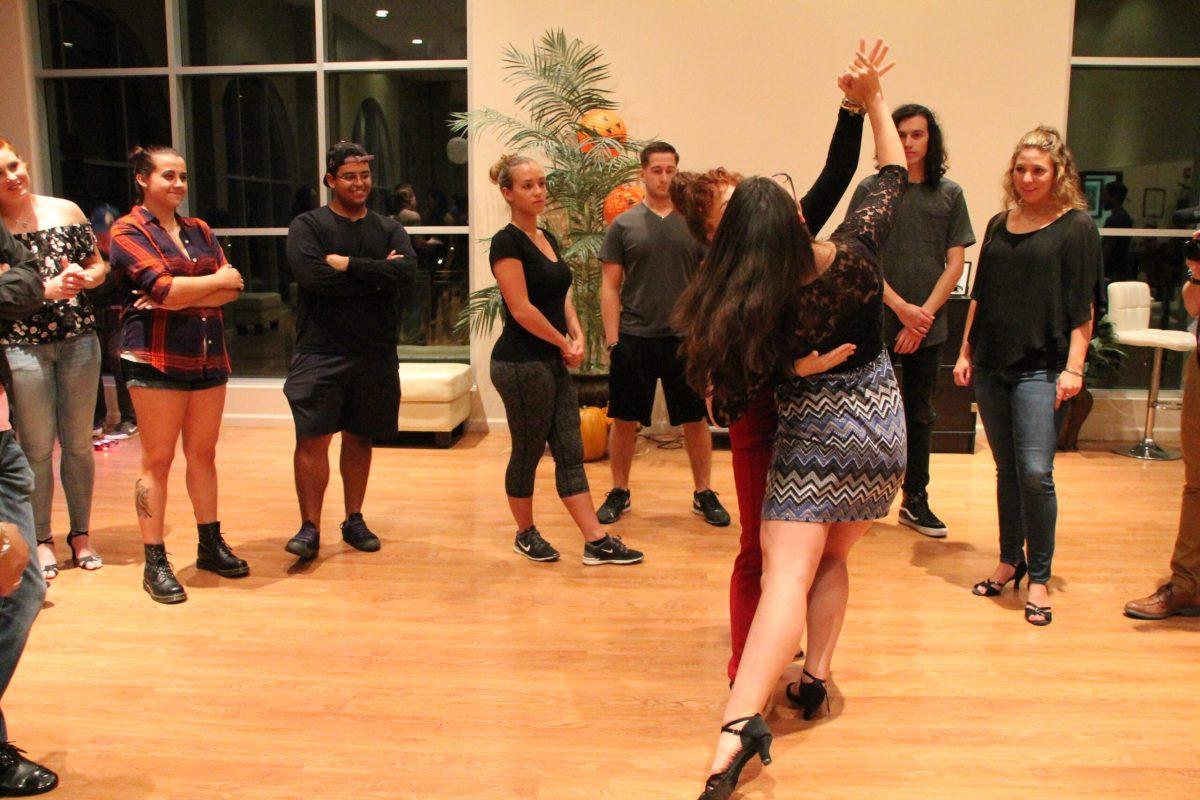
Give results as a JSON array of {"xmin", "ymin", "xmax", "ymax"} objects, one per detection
[{"xmin": 397, "ymin": 362, "xmax": 473, "ymax": 447}]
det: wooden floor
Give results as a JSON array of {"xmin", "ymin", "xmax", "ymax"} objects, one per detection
[{"xmin": 12, "ymin": 428, "xmax": 1199, "ymax": 799}]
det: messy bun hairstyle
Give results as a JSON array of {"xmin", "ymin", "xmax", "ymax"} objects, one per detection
[
  {"xmin": 489, "ymin": 154, "xmax": 536, "ymax": 190},
  {"xmin": 1001, "ymin": 126, "xmax": 1087, "ymax": 212},
  {"xmin": 129, "ymin": 145, "xmax": 183, "ymax": 204},
  {"xmin": 670, "ymin": 167, "xmax": 744, "ymax": 244}
]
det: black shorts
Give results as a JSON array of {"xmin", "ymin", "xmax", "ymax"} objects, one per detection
[
  {"xmin": 122, "ymin": 358, "xmax": 228, "ymax": 391},
  {"xmin": 608, "ymin": 333, "xmax": 707, "ymax": 426},
  {"xmin": 283, "ymin": 350, "xmax": 400, "ymax": 440}
]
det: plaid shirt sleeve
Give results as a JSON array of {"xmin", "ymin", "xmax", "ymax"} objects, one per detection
[{"xmin": 109, "ymin": 219, "xmax": 175, "ymax": 304}]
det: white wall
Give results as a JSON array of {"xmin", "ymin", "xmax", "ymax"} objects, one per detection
[
  {"xmin": 0, "ymin": 0, "xmax": 42, "ymax": 181},
  {"xmin": 467, "ymin": 0, "xmax": 1077, "ymax": 427}
]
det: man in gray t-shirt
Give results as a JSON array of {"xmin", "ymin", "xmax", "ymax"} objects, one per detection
[
  {"xmin": 847, "ymin": 104, "xmax": 975, "ymax": 538},
  {"xmin": 595, "ymin": 141, "xmax": 729, "ymax": 528}
]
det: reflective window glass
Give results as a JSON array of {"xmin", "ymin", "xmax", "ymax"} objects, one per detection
[
  {"xmin": 39, "ymin": 0, "xmax": 167, "ymax": 68},
  {"xmin": 326, "ymin": 0, "xmax": 466, "ymax": 61},
  {"xmin": 182, "ymin": 0, "xmax": 315, "ymax": 65},
  {"xmin": 1073, "ymin": 0, "xmax": 1200, "ymax": 57}
]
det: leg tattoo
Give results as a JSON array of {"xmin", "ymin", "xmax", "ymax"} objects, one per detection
[{"xmin": 135, "ymin": 478, "xmax": 153, "ymax": 519}]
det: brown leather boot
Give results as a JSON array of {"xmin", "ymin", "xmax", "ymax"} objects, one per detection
[{"xmin": 1124, "ymin": 583, "xmax": 1200, "ymax": 620}]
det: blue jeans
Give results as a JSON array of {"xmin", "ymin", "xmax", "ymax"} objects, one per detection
[
  {"xmin": 974, "ymin": 367, "xmax": 1068, "ymax": 585},
  {"xmin": 0, "ymin": 430, "xmax": 45, "ymax": 740},
  {"xmin": 4, "ymin": 334, "xmax": 101, "ymax": 539}
]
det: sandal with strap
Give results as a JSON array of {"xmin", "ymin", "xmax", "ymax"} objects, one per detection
[
  {"xmin": 35, "ymin": 537, "xmax": 58, "ymax": 581},
  {"xmin": 66, "ymin": 531, "xmax": 103, "ymax": 571},
  {"xmin": 785, "ymin": 669, "xmax": 830, "ymax": 720},
  {"xmin": 1024, "ymin": 602, "xmax": 1052, "ymax": 626},
  {"xmin": 698, "ymin": 714, "xmax": 773, "ymax": 800},
  {"xmin": 972, "ymin": 561, "xmax": 1027, "ymax": 596}
]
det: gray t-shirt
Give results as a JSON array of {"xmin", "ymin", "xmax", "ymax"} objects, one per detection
[
  {"xmin": 848, "ymin": 174, "xmax": 975, "ymax": 348},
  {"xmin": 599, "ymin": 203, "xmax": 705, "ymax": 337}
]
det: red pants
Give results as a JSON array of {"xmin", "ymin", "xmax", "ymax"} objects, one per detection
[{"xmin": 726, "ymin": 391, "xmax": 777, "ymax": 682}]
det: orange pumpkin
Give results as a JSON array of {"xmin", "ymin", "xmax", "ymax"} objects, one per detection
[
  {"xmin": 577, "ymin": 109, "xmax": 627, "ymax": 155},
  {"xmin": 603, "ymin": 184, "xmax": 646, "ymax": 225},
  {"xmin": 579, "ymin": 405, "xmax": 610, "ymax": 462}
]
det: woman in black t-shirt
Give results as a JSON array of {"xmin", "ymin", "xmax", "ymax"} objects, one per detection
[
  {"xmin": 954, "ymin": 126, "xmax": 1099, "ymax": 626},
  {"xmin": 487, "ymin": 154, "xmax": 642, "ymax": 567}
]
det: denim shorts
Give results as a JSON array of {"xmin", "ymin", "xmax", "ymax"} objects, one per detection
[{"xmin": 122, "ymin": 358, "xmax": 228, "ymax": 391}]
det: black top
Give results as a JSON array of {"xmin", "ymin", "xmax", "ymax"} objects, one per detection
[
  {"xmin": 969, "ymin": 209, "xmax": 1100, "ymax": 372},
  {"xmin": 489, "ymin": 224, "xmax": 571, "ymax": 362},
  {"xmin": 799, "ymin": 107, "xmax": 866, "ymax": 236},
  {"xmin": 286, "ymin": 206, "xmax": 416, "ymax": 354},
  {"xmin": 792, "ymin": 164, "xmax": 907, "ymax": 372},
  {"xmin": 0, "ymin": 222, "xmax": 45, "ymax": 323}
]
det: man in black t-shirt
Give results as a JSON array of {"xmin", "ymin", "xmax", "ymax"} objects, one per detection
[{"xmin": 282, "ymin": 142, "xmax": 415, "ymax": 560}]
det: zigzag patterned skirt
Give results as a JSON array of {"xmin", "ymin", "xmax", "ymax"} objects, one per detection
[{"xmin": 763, "ymin": 350, "xmax": 906, "ymax": 522}]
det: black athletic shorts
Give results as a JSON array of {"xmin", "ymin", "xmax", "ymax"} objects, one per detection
[
  {"xmin": 283, "ymin": 350, "xmax": 400, "ymax": 440},
  {"xmin": 608, "ymin": 333, "xmax": 707, "ymax": 427}
]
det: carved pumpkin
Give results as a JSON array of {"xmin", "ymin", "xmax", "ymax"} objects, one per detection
[
  {"xmin": 579, "ymin": 405, "xmax": 610, "ymax": 462},
  {"xmin": 577, "ymin": 109, "xmax": 627, "ymax": 155},
  {"xmin": 603, "ymin": 184, "xmax": 646, "ymax": 225}
]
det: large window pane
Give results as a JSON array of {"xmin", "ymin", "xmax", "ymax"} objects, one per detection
[
  {"xmin": 1068, "ymin": 68, "xmax": 1200, "ymax": 229},
  {"xmin": 186, "ymin": 74, "xmax": 319, "ymax": 228},
  {"xmin": 1094, "ymin": 236, "xmax": 1193, "ymax": 391},
  {"xmin": 39, "ymin": 0, "xmax": 166, "ymax": 68},
  {"xmin": 182, "ymin": 0, "xmax": 315, "ymax": 65},
  {"xmin": 327, "ymin": 70, "xmax": 467, "ymax": 222},
  {"xmin": 43, "ymin": 77, "xmax": 171, "ymax": 215},
  {"xmin": 1073, "ymin": 0, "xmax": 1200, "ymax": 57},
  {"xmin": 326, "ymin": 0, "xmax": 466, "ymax": 61}
]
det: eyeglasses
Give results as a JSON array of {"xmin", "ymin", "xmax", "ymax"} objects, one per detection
[{"xmin": 770, "ymin": 172, "xmax": 798, "ymax": 205}]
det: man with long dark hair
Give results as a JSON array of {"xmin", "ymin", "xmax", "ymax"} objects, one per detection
[{"xmin": 846, "ymin": 103, "xmax": 974, "ymax": 538}]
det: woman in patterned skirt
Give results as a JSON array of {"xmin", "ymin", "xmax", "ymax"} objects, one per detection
[
  {"xmin": 673, "ymin": 42, "xmax": 907, "ymax": 799},
  {"xmin": 0, "ymin": 137, "xmax": 106, "ymax": 580}
]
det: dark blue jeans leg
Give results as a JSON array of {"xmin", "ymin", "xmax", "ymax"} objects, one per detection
[
  {"xmin": 974, "ymin": 368, "xmax": 1027, "ymax": 569},
  {"xmin": 1009, "ymin": 370, "xmax": 1067, "ymax": 585},
  {"xmin": 0, "ymin": 430, "xmax": 45, "ymax": 741}
]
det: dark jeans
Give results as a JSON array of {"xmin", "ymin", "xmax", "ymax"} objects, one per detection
[
  {"xmin": 973, "ymin": 367, "xmax": 1068, "ymax": 585},
  {"xmin": 891, "ymin": 343, "xmax": 941, "ymax": 495},
  {"xmin": 0, "ymin": 430, "xmax": 45, "ymax": 741},
  {"xmin": 94, "ymin": 305, "xmax": 136, "ymax": 426}
]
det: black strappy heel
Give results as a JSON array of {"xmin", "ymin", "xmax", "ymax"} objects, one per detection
[
  {"xmin": 66, "ymin": 531, "xmax": 103, "ymax": 571},
  {"xmin": 972, "ymin": 561, "xmax": 1027, "ymax": 596},
  {"xmin": 35, "ymin": 537, "xmax": 57, "ymax": 581},
  {"xmin": 1024, "ymin": 602, "xmax": 1053, "ymax": 626},
  {"xmin": 785, "ymin": 669, "xmax": 829, "ymax": 720},
  {"xmin": 698, "ymin": 714, "xmax": 773, "ymax": 800}
]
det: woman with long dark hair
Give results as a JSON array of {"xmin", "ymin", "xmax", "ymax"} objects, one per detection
[
  {"xmin": 954, "ymin": 126, "xmax": 1098, "ymax": 626},
  {"xmin": 0, "ymin": 137, "xmax": 105, "ymax": 580},
  {"xmin": 109, "ymin": 145, "xmax": 248, "ymax": 604},
  {"xmin": 674, "ymin": 42, "xmax": 907, "ymax": 799}
]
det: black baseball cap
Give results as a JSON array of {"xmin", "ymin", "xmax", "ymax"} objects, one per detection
[{"xmin": 326, "ymin": 141, "xmax": 375, "ymax": 175}]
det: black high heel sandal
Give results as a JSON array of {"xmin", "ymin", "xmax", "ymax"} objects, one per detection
[
  {"xmin": 785, "ymin": 669, "xmax": 829, "ymax": 720},
  {"xmin": 35, "ymin": 537, "xmax": 57, "ymax": 581},
  {"xmin": 972, "ymin": 561, "xmax": 1027, "ymax": 596},
  {"xmin": 698, "ymin": 714, "xmax": 772, "ymax": 800},
  {"xmin": 1024, "ymin": 602, "xmax": 1053, "ymax": 626},
  {"xmin": 66, "ymin": 531, "xmax": 103, "ymax": 571}
]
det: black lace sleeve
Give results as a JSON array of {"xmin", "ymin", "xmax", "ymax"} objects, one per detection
[{"xmin": 830, "ymin": 163, "xmax": 907, "ymax": 256}]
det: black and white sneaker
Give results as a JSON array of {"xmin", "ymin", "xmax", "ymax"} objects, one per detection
[
  {"xmin": 582, "ymin": 534, "xmax": 643, "ymax": 566},
  {"xmin": 596, "ymin": 488, "xmax": 631, "ymax": 524},
  {"xmin": 108, "ymin": 420, "xmax": 139, "ymax": 440},
  {"xmin": 693, "ymin": 489, "xmax": 731, "ymax": 527},
  {"xmin": 898, "ymin": 491, "xmax": 948, "ymax": 538},
  {"xmin": 513, "ymin": 527, "xmax": 560, "ymax": 562},
  {"xmin": 341, "ymin": 513, "xmax": 382, "ymax": 552}
]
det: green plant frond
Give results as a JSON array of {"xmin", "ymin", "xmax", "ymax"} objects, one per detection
[
  {"xmin": 450, "ymin": 108, "xmax": 557, "ymax": 151},
  {"xmin": 454, "ymin": 284, "xmax": 505, "ymax": 338}
]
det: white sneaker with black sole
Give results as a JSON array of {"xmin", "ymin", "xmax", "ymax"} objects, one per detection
[
  {"xmin": 898, "ymin": 491, "xmax": 948, "ymax": 538},
  {"xmin": 582, "ymin": 533, "xmax": 643, "ymax": 566},
  {"xmin": 514, "ymin": 527, "xmax": 560, "ymax": 562}
]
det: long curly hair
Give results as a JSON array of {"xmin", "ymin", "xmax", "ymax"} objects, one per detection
[
  {"xmin": 672, "ymin": 177, "xmax": 814, "ymax": 417},
  {"xmin": 670, "ymin": 167, "xmax": 743, "ymax": 244},
  {"xmin": 892, "ymin": 103, "xmax": 946, "ymax": 186},
  {"xmin": 1001, "ymin": 125, "xmax": 1087, "ymax": 211}
]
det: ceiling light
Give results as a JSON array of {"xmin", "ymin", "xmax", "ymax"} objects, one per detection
[
  {"xmin": 412, "ymin": 38, "xmax": 423, "ymax": 45},
  {"xmin": 375, "ymin": 9, "xmax": 389, "ymax": 18}
]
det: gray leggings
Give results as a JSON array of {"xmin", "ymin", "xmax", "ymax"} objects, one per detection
[{"xmin": 490, "ymin": 358, "xmax": 589, "ymax": 499}]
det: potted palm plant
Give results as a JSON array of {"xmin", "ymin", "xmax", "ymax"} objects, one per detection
[{"xmin": 452, "ymin": 29, "xmax": 646, "ymax": 404}]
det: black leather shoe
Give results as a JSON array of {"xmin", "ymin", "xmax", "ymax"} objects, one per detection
[
  {"xmin": 196, "ymin": 522, "xmax": 249, "ymax": 578},
  {"xmin": 143, "ymin": 543, "xmax": 187, "ymax": 604},
  {"xmin": 285, "ymin": 524, "xmax": 320, "ymax": 560},
  {"xmin": 0, "ymin": 742, "xmax": 59, "ymax": 796},
  {"xmin": 340, "ymin": 514, "xmax": 381, "ymax": 552}
]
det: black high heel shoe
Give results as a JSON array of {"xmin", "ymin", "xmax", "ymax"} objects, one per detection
[
  {"xmin": 698, "ymin": 714, "xmax": 772, "ymax": 800},
  {"xmin": 972, "ymin": 561, "xmax": 1027, "ymax": 596},
  {"xmin": 66, "ymin": 530, "xmax": 103, "ymax": 571},
  {"xmin": 785, "ymin": 669, "xmax": 829, "ymax": 720}
]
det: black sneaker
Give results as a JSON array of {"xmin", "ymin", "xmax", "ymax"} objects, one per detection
[
  {"xmin": 582, "ymin": 534, "xmax": 644, "ymax": 566},
  {"xmin": 285, "ymin": 524, "xmax": 320, "ymax": 559},
  {"xmin": 341, "ymin": 513, "xmax": 381, "ymax": 552},
  {"xmin": 513, "ymin": 527, "xmax": 560, "ymax": 562},
  {"xmin": 0, "ymin": 742, "xmax": 58, "ymax": 796},
  {"xmin": 898, "ymin": 491, "xmax": 948, "ymax": 538},
  {"xmin": 596, "ymin": 488, "xmax": 631, "ymax": 524},
  {"xmin": 693, "ymin": 489, "xmax": 731, "ymax": 527},
  {"xmin": 108, "ymin": 420, "xmax": 139, "ymax": 440}
]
